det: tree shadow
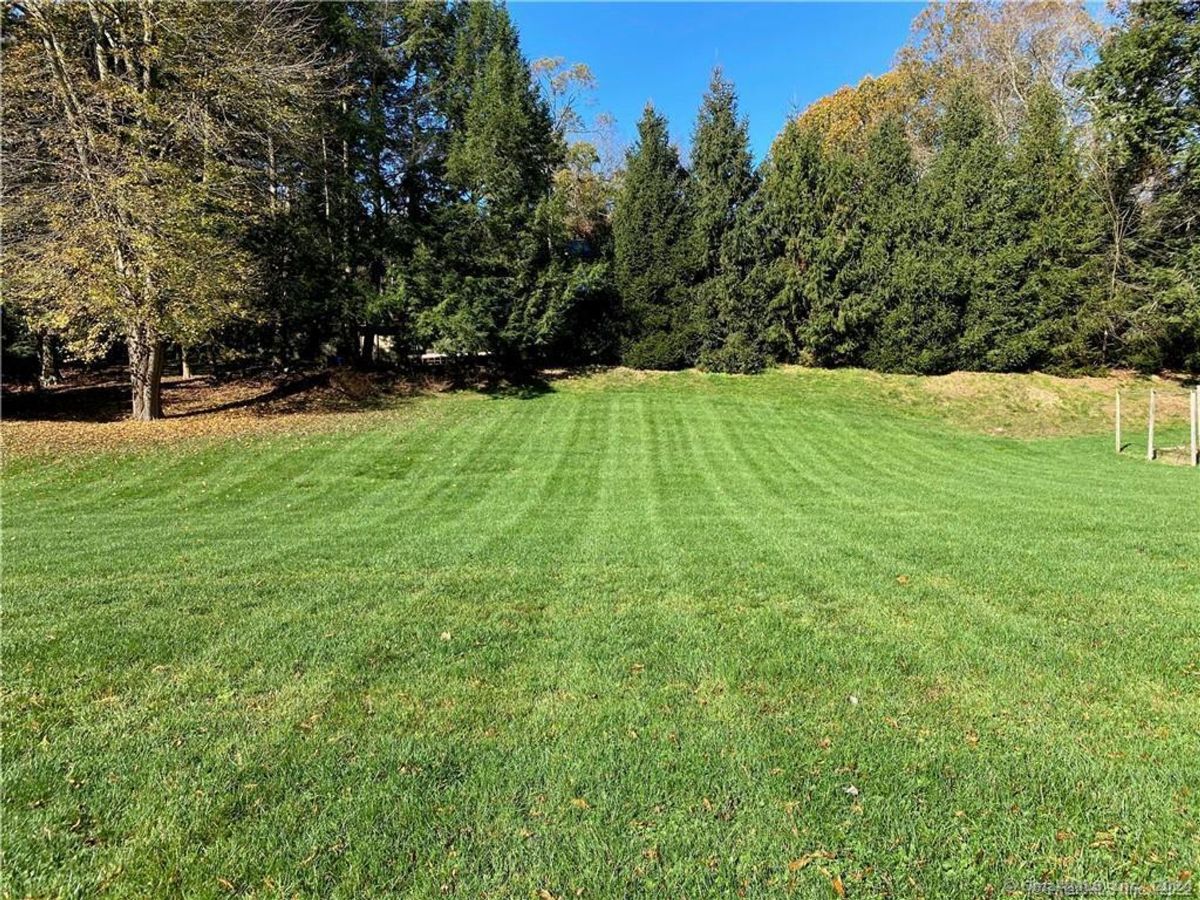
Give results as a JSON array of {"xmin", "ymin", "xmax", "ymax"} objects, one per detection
[
  {"xmin": 169, "ymin": 372, "xmax": 333, "ymax": 418},
  {"xmin": 1, "ymin": 371, "xmax": 337, "ymax": 423},
  {"xmin": 2, "ymin": 362, "xmax": 603, "ymax": 423},
  {"xmin": 4, "ymin": 379, "xmax": 134, "ymax": 423},
  {"xmin": 480, "ymin": 377, "xmax": 555, "ymax": 400}
]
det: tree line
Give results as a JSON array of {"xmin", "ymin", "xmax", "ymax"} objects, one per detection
[{"xmin": 3, "ymin": 0, "xmax": 1197, "ymax": 419}]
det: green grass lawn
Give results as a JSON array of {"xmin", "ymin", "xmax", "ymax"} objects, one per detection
[{"xmin": 4, "ymin": 368, "xmax": 1198, "ymax": 897}]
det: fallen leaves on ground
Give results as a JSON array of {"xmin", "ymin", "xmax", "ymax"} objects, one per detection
[{"xmin": 2, "ymin": 369, "xmax": 440, "ymax": 460}]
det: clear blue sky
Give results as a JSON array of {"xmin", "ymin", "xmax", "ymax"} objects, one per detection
[{"xmin": 508, "ymin": 2, "xmax": 924, "ymax": 162}]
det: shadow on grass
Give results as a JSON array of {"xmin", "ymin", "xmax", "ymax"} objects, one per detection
[
  {"xmin": 475, "ymin": 364, "xmax": 617, "ymax": 399},
  {"xmin": 480, "ymin": 377, "xmax": 555, "ymax": 400}
]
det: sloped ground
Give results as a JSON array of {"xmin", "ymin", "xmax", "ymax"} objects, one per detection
[
  {"xmin": 908, "ymin": 369, "xmax": 1194, "ymax": 440},
  {"xmin": 3, "ymin": 368, "xmax": 1197, "ymax": 896},
  {"xmin": 3, "ymin": 365, "xmax": 1194, "ymax": 460}
]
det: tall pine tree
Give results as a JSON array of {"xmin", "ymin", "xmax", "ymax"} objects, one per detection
[
  {"xmin": 612, "ymin": 104, "xmax": 695, "ymax": 369},
  {"xmin": 855, "ymin": 115, "xmax": 921, "ymax": 370},
  {"xmin": 688, "ymin": 68, "xmax": 763, "ymax": 372},
  {"xmin": 998, "ymin": 83, "xmax": 1101, "ymax": 371},
  {"xmin": 424, "ymin": 3, "xmax": 561, "ymax": 362},
  {"xmin": 748, "ymin": 121, "xmax": 852, "ymax": 364},
  {"xmin": 875, "ymin": 81, "xmax": 1007, "ymax": 373}
]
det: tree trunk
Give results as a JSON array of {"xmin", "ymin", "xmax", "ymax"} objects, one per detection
[
  {"xmin": 128, "ymin": 325, "xmax": 165, "ymax": 420},
  {"xmin": 181, "ymin": 345, "xmax": 192, "ymax": 379},
  {"xmin": 360, "ymin": 329, "xmax": 376, "ymax": 366},
  {"xmin": 37, "ymin": 331, "xmax": 62, "ymax": 387}
]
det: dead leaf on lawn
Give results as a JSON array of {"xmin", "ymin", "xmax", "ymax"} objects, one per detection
[{"xmin": 787, "ymin": 850, "xmax": 833, "ymax": 872}]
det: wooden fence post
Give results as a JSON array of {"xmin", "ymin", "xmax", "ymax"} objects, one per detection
[
  {"xmin": 1115, "ymin": 389, "xmax": 1121, "ymax": 454},
  {"xmin": 1147, "ymin": 389, "xmax": 1156, "ymax": 461}
]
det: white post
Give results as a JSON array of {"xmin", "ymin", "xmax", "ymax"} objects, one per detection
[
  {"xmin": 1191, "ymin": 387, "xmax": 1198, "ymax": 467},
  {"xmin": 1147, "ymin": 389, "xmax": 1156, "ymax": 461},
  {"xmin": 1115, "ymin": 389, "xmax": 1122, "ymax": 454}
]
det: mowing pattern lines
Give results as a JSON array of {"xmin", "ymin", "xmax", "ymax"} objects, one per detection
[{"xmin": 3, "ymin": 370, "xmax": 1198, "ymax": 897}]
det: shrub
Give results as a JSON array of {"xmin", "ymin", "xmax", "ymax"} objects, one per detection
[
  {"xmin": 623, "ymin": 330, "xmax": 695, "ymax": 371},
  {"xmin": 698, "ymin": 332, "xmax": 767, "ymax": 374}
]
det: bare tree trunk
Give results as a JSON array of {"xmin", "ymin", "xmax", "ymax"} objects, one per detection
[
  {"xmin": 360, "ymin": 329, "xmax": 375, "ymax": 366},
  {"xmin": 37, "ymin": 331, "xmax": 62, "ymax": 387},
  {"xmin": 181, "ymin": 345, "xmax": 192, "ymax": 379},
  {"xmin": 267, "ymin": 135, "xmax": 278, "ymax": 214},
  {"xmin": 128, "ymin": 324, "xmax": 165, "ymax": 420},
  {"xmin": 320, "ymin": 133, "xmax": 334, "ymax": 256}
]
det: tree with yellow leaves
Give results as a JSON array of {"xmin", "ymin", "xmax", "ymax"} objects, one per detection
[{"xmin": 3, "ymin": 1, "xmax": 323, "ymax": 419}]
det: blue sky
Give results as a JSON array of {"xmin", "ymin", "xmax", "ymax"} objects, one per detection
[{"xmin": 509, "ymin": 2, "xmax": 925, "ymax": 162}]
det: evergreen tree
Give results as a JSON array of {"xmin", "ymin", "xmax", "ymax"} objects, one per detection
[
  {"xmin": 998, "ymin": 83, "xmax": 1102, "ymax": 371},
  {"xmin": 856, "ymin": 116, "xmax": 920, "ymax": 370},
  {"xmin": 794, "ymin": 144, "xmax": 861, "ymax": 366},
  {"xmin": 424, "ymin": 3, "xmax": 561, "ymax": 362},
  {"xmin": 749, "ymin": 121, "xmax": 853, "ymax": 364},
  {"xmin": 1083, "ymin": 0, "xmax": 1200, "ymax": 371},
  {"xmin": 874, "ymin": 81, "xmax": 1008, "ymax": 373},
  {"xmin": 688, "ymin": 68, "xmax": 763, "ymax": 372},
  {"xmin": 612, "ymin": 104, "xmax": 696, "ymax": 369},
  {"xmin": 690, "ymin": 69, "xmax": 757, "ymax": 281}
]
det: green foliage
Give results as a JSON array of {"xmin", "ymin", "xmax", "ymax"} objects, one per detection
[
  {"xmin": 689, "ymin": 68, "xmax": 761, "ymax": 361},
  {"xmin": 446, "ymin": 14, "xmax": 558, "ymax": 212},
  {"xmin": 696, "ymin": 331, "xmax": 767, "ymax": 374},
  {"xmin": 612, "ymin": 105, "xmax": 698, "ymax": 368},
  {"xmin": 689, "ymin": 68, "xmax": 758, "ymax": 281},
  {"xmin": 853, "ymin": 117, "xmax": 919, "ymax": 369},
  {"xmin": 997, "ymin": 84, "xmax": 1103, "ymax": 371},
  {"xmin": 864, "ymin": 82, "xmax": 1005, "ymax": 374},
  {"xmin": 6, "ymin": 0, "xmax": 1197, "ymax": 403},
  {"xmin": 425, "ymin": 2, "xmax": 569, "ymax": 363},
  {"xmin": 748, "ymin": 121, "xmax": 861, "ymax": 364},
  {"xmin": 1081, "ymin": 0, "xmax": 1200, "ymax": 372}
]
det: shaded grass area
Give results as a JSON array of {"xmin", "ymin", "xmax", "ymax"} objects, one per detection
[{"xmin": 3, "ymin": 368, "xmax": 1198, "ymax": 897}]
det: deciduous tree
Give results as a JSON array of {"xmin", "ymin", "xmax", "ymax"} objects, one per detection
[{"xmin": 4, "ymin": 0, "xmax": 323, "ymax": 418}]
